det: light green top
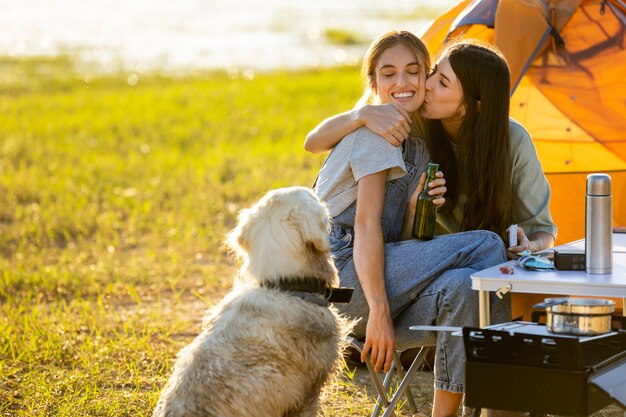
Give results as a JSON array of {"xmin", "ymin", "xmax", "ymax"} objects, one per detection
[{"xmin": 435, "ymin": 118, "xmax": 558, "ymax": 239}]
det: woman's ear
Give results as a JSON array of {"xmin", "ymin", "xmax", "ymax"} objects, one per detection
[
  {"xmin": 457, "ymin": 103, "xmax": 466, "ymax": 119},
  {"xmin": 369, "ymin": 75, "xmax": 377, "ymax": 95},
  {"xmin": 476, "ymin": 100, "xmax": 481, "ymax": 112}
]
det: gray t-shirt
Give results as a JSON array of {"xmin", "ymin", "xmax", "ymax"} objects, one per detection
[{"xmin": 315, "ymin": 127, "xmax": 407, "ymax": 218}]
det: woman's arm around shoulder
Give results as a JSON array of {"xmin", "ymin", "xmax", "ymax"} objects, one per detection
[{"xmin": 304, "ymin": 103, "xmax": 413, "ymax": 154}]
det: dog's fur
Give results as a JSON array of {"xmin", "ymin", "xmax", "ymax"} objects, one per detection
[{"xmin": 153, "ymin": 186, "xmax": 352, "ymax": 417}]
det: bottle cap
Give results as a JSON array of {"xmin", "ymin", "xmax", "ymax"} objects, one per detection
[{"xmin": 586, "ymin": 173, "xmax": 611, "ymax": 196}]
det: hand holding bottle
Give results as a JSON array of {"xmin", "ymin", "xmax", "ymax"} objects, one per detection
[
  {"xmin": 408, "ymin": 170, "xmax": 446, "ymax": 210},
  {"xmin": 413, "ymin": 163, "xmax": 443, "ymax": 240}
]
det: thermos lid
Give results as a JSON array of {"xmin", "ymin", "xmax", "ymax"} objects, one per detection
[{"xmin": 586, "ymin": 173, "xmax": 612, "ymax": 196}]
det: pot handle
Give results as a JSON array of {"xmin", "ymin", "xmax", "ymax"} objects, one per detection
[
  {"xmin": 533, "ymin": 300, "xmax": 568, "ymax": 309},
  {"xmin": 409, "ymin": 325, "xmax": 462, "ymax": 332}
]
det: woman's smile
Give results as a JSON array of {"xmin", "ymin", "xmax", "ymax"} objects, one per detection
[{"xmin": 391, "ymin": 91, "xmax": 416, "ymax": 100}]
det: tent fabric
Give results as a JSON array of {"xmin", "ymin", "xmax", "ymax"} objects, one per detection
[
  {"xmin": 420, "ymin": 0, "xmax": 626, "ymax": 243},
  {"xmin": 450, "ymin": 0, "xmax": 498, "ymax": 30},
  {"xmin": 494, "ymin": 0, "xmax": 554, "ymax": 90}
]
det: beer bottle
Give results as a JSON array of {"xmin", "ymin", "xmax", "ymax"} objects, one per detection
[{"xmin": 413, "ymin": 162, "xmax": 439, "ymax": 240}]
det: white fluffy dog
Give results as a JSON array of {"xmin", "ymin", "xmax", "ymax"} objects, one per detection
[{"xmin": 153, "ymin": 186, "xmax": 353, "ymax": 417}]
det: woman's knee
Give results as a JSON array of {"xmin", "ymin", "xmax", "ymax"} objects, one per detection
[
  {"xmin": 474, "ymin": 230, "xmax": 505, "ymax": 248},
  {"xmin": 470, "ymin": 230, "xmax": 506, "ymax": 264},
  {"xmin": 446, "ymin": 275, "xmax": 474, "ymax": 303}
]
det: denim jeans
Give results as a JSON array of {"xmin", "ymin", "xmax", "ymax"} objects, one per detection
[{"xmin": 326, "ymin": 138, "xmax": 510, "ymax": 393}]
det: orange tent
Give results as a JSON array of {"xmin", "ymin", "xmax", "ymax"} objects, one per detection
[{"xmin": 420, "ymin": 0, "xmax": 626, "ymax": 244}]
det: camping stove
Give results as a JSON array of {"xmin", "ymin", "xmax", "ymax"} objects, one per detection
[{"xmin": 463, "ymin": 322, "xmax": 626, "ymax": 416}]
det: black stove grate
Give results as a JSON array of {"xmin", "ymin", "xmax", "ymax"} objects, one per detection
[
  {"xmin": 463, "ymin": 322, "xmax": 626, "ymax": 416},
  {"xmin": 464, "ymin": 323, "xmax": 626, "ymax": 370}
]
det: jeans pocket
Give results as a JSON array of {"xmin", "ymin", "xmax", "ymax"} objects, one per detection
[
  {"xmin": 330, "ymin": 230, "xmax": 352, "ymax": 252},
  {"xmin": 329, "ymin": 229, "xmax": 353, "ymax": 265},
  {"xmin": 385, "ymin": 176, "xmax": 408, "ymax": 195}
]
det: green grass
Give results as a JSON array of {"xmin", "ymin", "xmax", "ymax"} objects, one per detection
[
  {"xmin": 0, "ymin": 55, "xmax": 385, "ymax": 416},
  {"xmin": 323, "ymin": 28, "xmax": 364, "ymax": 46}
]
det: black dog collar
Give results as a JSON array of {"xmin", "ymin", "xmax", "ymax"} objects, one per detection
[{"xmin": 262, "ymin": 277, "xmax": 353, "ymax": 306}]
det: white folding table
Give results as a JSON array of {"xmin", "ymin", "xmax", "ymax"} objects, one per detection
[{"xmin": 471, "ymin": 232, "xmax": 626, "ymax": 327}]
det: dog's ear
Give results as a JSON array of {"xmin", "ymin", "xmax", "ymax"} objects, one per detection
[
  {"xmin": 288, "ymin": 201, "xmax": 330, "ymax": 253},
  {"xmin": 227, "ymin": 207, "xmax": 253, "ymax": 255}
]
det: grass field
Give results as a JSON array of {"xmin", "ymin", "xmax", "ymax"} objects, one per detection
[
  {"xmin": 0, "ymin": 55, "xmax": 379, "ymax": 416},
  {"xmin": 1, "ymin": 56, "xmax": 623, "ymax": 417}
]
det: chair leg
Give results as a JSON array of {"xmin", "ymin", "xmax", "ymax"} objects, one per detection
[
  {"xmin": 346, "ymin": 338, "xmax": 392, "ymax": 417},
  {"xmin": 380, "ymin": 346, "xmax": 430, "ymax": 417},
  {"xmin": 392, "ymin": 350, "xmax": 419, "ymax": 414},
  {"xmin": 369, "ymin": 359, "xmax": 395, "ymax": 417},
  {"xmin": 346, "ymin": 337, "xmax": 426, "ymax": 417}
]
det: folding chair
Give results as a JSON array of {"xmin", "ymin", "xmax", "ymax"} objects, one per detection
[{"xmin": 347, "ymin": 337, "xmax": 434, "ymax": 417}]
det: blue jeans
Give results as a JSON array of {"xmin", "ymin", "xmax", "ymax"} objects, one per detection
[
  {"xmin": 332, "ymin": 230, "xmax": 509, "ymax": 393},
  {"xmin": 323, "ymin": 138, "xmax": 510, "ymax": 393}
]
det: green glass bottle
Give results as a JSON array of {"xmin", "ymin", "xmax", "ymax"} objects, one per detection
[{"xmin": 413, "ymin": 162, "xmax": 439, "ymax": 240}]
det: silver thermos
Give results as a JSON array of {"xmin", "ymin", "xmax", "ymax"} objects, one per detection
[{"xmin": 585, "ymin": 173, "xmax": 613, "ymax": 274}]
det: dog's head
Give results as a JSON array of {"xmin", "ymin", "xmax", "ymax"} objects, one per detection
[{"xmin": 227, "ymin": 186, "xmax": 335, "ymax": 284}]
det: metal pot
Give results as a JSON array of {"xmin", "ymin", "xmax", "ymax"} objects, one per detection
[{"xmin": 533, "ymin": 297, "xmax": 615, "ymax": 336}]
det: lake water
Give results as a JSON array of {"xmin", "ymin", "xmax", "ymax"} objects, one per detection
[{"xmin": 0, "ymin": 0, "xmax": 456, "ymax": 73}]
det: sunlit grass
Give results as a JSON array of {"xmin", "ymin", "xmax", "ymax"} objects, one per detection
[
  {"xmin": 0, "ymin": 55, "xmax": 380, "ymax": 416},
  {"xmin": 324, "ymin": 28, "xmax": 364, "ymax": 46}
]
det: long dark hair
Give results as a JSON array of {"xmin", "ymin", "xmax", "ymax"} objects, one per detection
[{"xmin": 427, "ymin": 40, "xmax": 512, "ymax": 237}]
